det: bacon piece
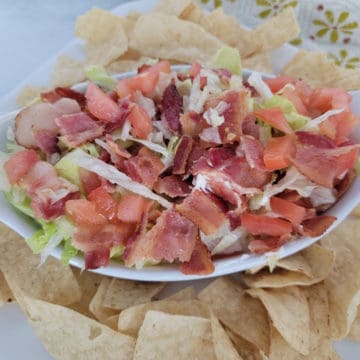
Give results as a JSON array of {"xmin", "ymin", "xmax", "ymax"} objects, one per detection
[
  {"xmin": 103, "ymin": 98, "xmax": 131, "ymax": 134},
  {"xmin": 180, "ymin": 236, "xmax": 214, "ymax": 275},
  {"xmin": 302, "ymin": 215, "xmax": 336, "ymax": 237},
  {"xmin": 249, "ymin": 235, "xmax": 290, "ymax": 254},
  {"xmin": 242, "ymin": 114, "xmax": 260, "ymax": 139},
  {"xmin": 85, "ymin": 248, "xmax": 110, "ymax": 270},
  {"xmin": 176, "ymin": 189, "xmax": 227, "ymax": 235},
  {"xmin": 33, "ymin": 130, "xmax": 58, "ymax": 155},
  {"xmin": 205, "ymin": 90, "xmax": 248, "ymax": 144},
  {"xmin": 105, "ymin": 135, "xmax": 131, "ymax": 159},
  {"xmin": 270, "ymin": 196, "xmax": 306, "ymax": 227},
  {"xmin": 240, "ymin": 135, "xmax": 265, "ymax": 170},
  {"xmin": 125, "ymin": 209, "xmax": 197, "ymax": 267},
  {"xmin": 85, "ymin": 82, "xmax": 123, "ymax": 123},
  {"xmin": 4, "ymin": 149, "xmax": 40, "ymax": 184},
  {"xmin": 336, "ymin": 169, "xmax": 356, "ymax": 198},
  {"xmin": 162, "ymin": 82, "xmax": 183, "ymax": 134},
  {"xmin": 41, "ymin": 87, "xmax": 86, "ymax": 107},
  {"xmin": 208, "ymin": 147, "xmax": 235, "ymax": 167},
  {"xmin": 179, "ymin": 111, "xmax": 206, "ymax": 137},
  {"xmin": 153, "ymin": 175, "xmax": 191, "ymax": 198},
  {"xmin": 213, "ymin": 68, "xmax": 232, "ymax": 84},
  {"xmin": 124, "ymin": 146, "xmax": 164, "ymax": 188},
  {"xmin": 296, "ymin": 131, "xmax": 335, "ymax": 149},
  {"xmin": 173, "ymin": 136, "xmax": 194, "ymax": 175},
  {"xmin": 55, "ymin": 112, "xmax": 104, "ymax": 147},
  {"xmin": 79, "ymin": 168, "xmax": 102, "ymax": 195},
  {"xmin": 185, "ymin": 144, "xmax": 207, "ymax": 175}
]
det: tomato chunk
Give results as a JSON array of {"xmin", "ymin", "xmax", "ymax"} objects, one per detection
[
  {"xmin": 254, "ymin": 108, "xmax": 293, "ymax": 135},
  {"xmin": 270, "ymin": 196, "xmax": 306, "ymax": 226},
  {"xmin": 264, "ymin": 76, "xmax": 295, "ymax": 93},
  {"xmin": 65, "ymin": 199, "xmax": 107, "ymax": 225},
  {"xmin": 128, "ymin": 104, "xmax": 153, "ymax": 139},
  {"xmin": 117, "ymin": 194, "xmax": 149, "ymax": 223},
  {"xmin": 263, "ymin": 135, "xmax": 295, "ymax": 171},
  {"xmin": 241, "ymin": 213, "xmax": 292, "ymax": 237},
  {"xmin": 88, "ymin": 186, "xmax": 118, "ymax": 221},
  {"xmin": 4, "ymin": 149, "xmax": 39, "ymax": 184}
]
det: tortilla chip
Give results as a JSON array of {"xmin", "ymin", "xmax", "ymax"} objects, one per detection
[
  {"xmin": 198, "ymin": 277, "xmax": 270, "ymax": 354},
  {"xmin": 154, "ymin": 0, "xmax": 195, "ymax": 18},
  {"xmin": 68, "ymin": 268, "xmax": 103, "ymax": 319},
  {"xmin": 321, "ymin": 219, "xmax": 360, "ymax": 339},
  {"xmin": 21, "ymin": 295, "xmax": 135, "ymax": 360},
  {"xmin": 247, "ymin": 286, "xmax": 310, "ymax": 355},
  {"xmin": 0, "ymin": 232, "xmax": 81, "ymax": 306},
  {"xmin": 134, "ymin": 310, "xmax": 216, "ymax": 360},
  {"xmin": 164, "ymin": 286, "xmax": 196, "ymax": 301},
  {"xmin": 75, "ymin": 7, "xmax": 128, "ymax": 65},
  {"xmin": 329, "ymin": 67, "xmax": 360, "ymax": 91},
  {"xmin": 89, "ymin": 277, "xmax": 119, "ymax": 324},
  {"xmin": 304, "ymin": 283, "xmax": 331, "ymax": 350},
  {"xmin": 253, "ymin": 7, "xmax": 300, "ymax": 52},
  {"xmin": 129, "ymin": 13, "xmax": 224, "ymax": 64},
  {"xmin": 0, "ymin": 271, "xmax": 14, "ymax": 306},
  {"xmin": 102, "ymin": 278, "xmax": 165, "ymax": 311},
  {"xmin": 347, "ymin": 308, "xmax": 360, "ymax": 341},
  {"xmin": 242, "ymin": 52, "xmax": 272, "ymax": 73},
  {"xmin": 51, "ymin": 55, "xmax": 86, "ymax": 87},
  {"xmin": 225, "ymin": 328, "xmax": 265, "ymax": 360},
  {"xmin": 351, "ymin": 204, "xmax": 360, "ymax": 217},
  {"xmin": 106, "ymin": 56, "xmax": 152, "ymax": 75},
  {"xmin": 242, "ymin": 244, "xmax": 334, "ymax": 288},
  {"xmin": 280, "ymin": 50, "xmax": 340, "ymax": 88},
  {"xmin": 118, "ymin": 299, "xmax": 210, "ymax": 337},
  {"xmin": 16, "ymin": 85, "xmax": 48, "ymax": 107},
  {"xmin": 210, "ymin": 314, "xmax": 242, "ymax": 360},
  {"xmin": 203, "ymin": 7, "xmax": 260, "ymax": 58}
]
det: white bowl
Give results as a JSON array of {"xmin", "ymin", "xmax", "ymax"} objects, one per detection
[{"xmin": 1, "ymin": 67, "xmax": 360, "ymax": 281}]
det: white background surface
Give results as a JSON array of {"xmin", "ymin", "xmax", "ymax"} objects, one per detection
[{"xmin": 0, "ymin": 1, "xmax": 359, "ymax": 359}]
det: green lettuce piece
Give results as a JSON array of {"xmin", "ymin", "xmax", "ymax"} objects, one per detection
[
  {"xmin": 5, "ymin": 186, "xmax": 34, "ymax": 219},
  {"xmin": 211, "ymin": 46, "xmax": 242, "ymax": 75},
  {"xmin": 85, "ymin": 65, "xmax": 117, "ymax": 90},
  {"xmin": 110, "ymin": 245, "xmax": 125, "ymax": 259},
  {"xmin": 27, "ymin": 221, "xmax": 57, "ymax": 254},
  {"xmin": 61, "ymin": 238, "xmax": 78, "ymax": 265},
  {"xmin": 81, "ymin": 143, "xmax": 99, "ymax": 158},
  {"xmin": 54, "ymin": 151, "xmax": 81, "ymax": 187},
  {"xmin": 263, "ymin": 95, "xmax": 309, "ymax": 130}
]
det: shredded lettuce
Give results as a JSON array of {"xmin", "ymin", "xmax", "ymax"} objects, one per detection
[
  {"xmin": 61, "ymin": 238, "xmax": 78, "ymax": 265},
  {"xmin": 211, "ymin": 46, "xmax": 242, "ymax": 75},
  {"xmin": 5, "ymin": 186, "xmax": 34, "ymax": 218},
  {"xmin": 211, "ymin": 226, "xmax": 247, "ymax": 255},
  {"xmin": 0, "ymin": 152, "xmax": 10, "ymax": 192},
  {"xmin": 81, "ymin": 143, "xmax": 99, "ymax": 157},
  {"xmin": 66, "ymin": 149, "xmax": 172, "ymax": 208},
  {"xmin": 27, "ymin": 221, "xmax": 57, "ymax": 254},
  {"xmin": 110, "ymin": 245, "xmax": 125, "ymax": 258},
  {"xmin": 247, "ymin": 72, "xmax": 272, "ymax": 99},
  {"xmin": 85, "ymin": 65, "xmax": 117, "ymax": 90},
  {"xmin": 54, "ymin": 153, "xmax": 81, "ymax": 187},
  {"xmin": 301, "ymin": 108, "xmax": 344, "ymax": 131}
]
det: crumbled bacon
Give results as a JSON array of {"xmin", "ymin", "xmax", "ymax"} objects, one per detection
[
  {"xmin": 173, "ymin": 136, "xmax": 194, "ymax": 175},
  {"xmin": 153, "ymin": 175, "xmax": 191, "ymax": 198},
  {"xmin": 162, "ymin": 82, "xmax": 183, "ymax": 134}
]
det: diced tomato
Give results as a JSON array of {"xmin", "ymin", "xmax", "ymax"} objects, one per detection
[
  {"xmin": 253, "ymin": 108, "xmax": 293, "ymax": 135},
  {"xmin": 189, "ymin": 62, "xmax": 202, "ymax": 78},
  {"xmin": 79, "ymin": 168, "xmax": 101, "ymax": 195},
  {"xmin": 65, "ymin": 199, "xmax": 107, "ymax": 225},
  {"xmin": 4, "ymin": 149, "xmax": 39, "ymax": 184},
  {"xmin": 248, "ymin": 235, "xmax": 289, "ymax": 254},
  {"xmin": 115, "ymin": 78, "xmax": 133, "ymax": 99},
  {"xmin": 270, "ymin": 196, "xmax": 306, "ymax": 226},
  {"xmin": 281, "ymin": 85, "xmax": 308, "ymax": 116},
  {"xmin": 180, "ymin": 236, "xmax": 214, "ymax": 275},
  {"xmin": 117, "ymin": 194, "xmax": 149, "ymax": 223},
  {"xmin": 240, "ymin": 213, "xmax": 292, "ymax": 237},
  {"xmin": 309, "ymin": 88, "xmax": 351, "ymax": 115},
  {"xmin": 128, "ymin": 104, "xmax": 152, "ymax": 139},
  {"xmin": 264, "ymin": 76, "xmax": 295, "ymax": 93},
  {"xmin": 263, "ymin": 135, "xmax": 295, "ymax": 171},
  {"xmin": 85, "ymin": 82, "xmax": 122, "ymax": 123},
  {"xmin": 88, "ymin": 186, "xmax": 118, "ymax": 221},
  {"xmin": 302, "ymin": 215, "xmax": 336, "ymax": 237},
  {"xmin": 335, "ymin": 147, "xmax": 359, "ymax": 178}
]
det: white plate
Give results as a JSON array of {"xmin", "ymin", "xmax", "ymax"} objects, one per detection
[{"xmin": 0, "ymin": 1, "xmax": 359, "ymax": 358}]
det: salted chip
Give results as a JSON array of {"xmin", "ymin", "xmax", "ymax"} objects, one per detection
[
  {"xmin": 225, "ymin": 328, "xmax": 265, "ymax": 360},
  {"xmin": 242, "ymin": 244, "xmax": 334, "ymax": 288},
  {"xmin": 210, "ymin": 314, "xmax": 242, "ymax": 360},
  {"xmin": 247, "ymin": 286, "xmax": 310, "ymax": 355},
  {"xmin": 134, "ymin": 310, "xmax": 216, "ymax": 360},
  {"xmin": 253, "ymin": 7, "xmax": 300, "ymax": 52},
  {"xmin": 154, "ymin": 0, "xmax": 196, "ymax": 18},
  {"xmin": 0, "ymin": 271, "xmax": 13, "ymax": 306},
  {"xmin": 51, "ymin": 55, "xmax": 86, "ymax": 87},
  {"xmin": 16, "ymin": 85, "xmax": 48, "ymax": 107},
  {"xmin": 269, "ymin": 325, "xmax": 339, "ymax": 360},
  {"xmin": 118, "ymin": 299, "xmax": 210, "ymax": 337},
  {"xmin": 243, "ymin": 52, "xmax": 272, "ymax": 73},
  {"xmin": 164, "ymin": 286, "xmax": 196, "ymax": 301},
  {"xmin": 129, "ymin": 13, "xmax": 224, "ymax": 64},
  {"xmin": 102, "ymin": 278, "xmax": 165, "ymax": 311},
  {"xmin": 321, "ymin": 218, "xmax": 360, "ymax": 339},
  {"xmin": 198, "ymin": 277, "xmax": 270, "ymax": 354},
  {"xmin": 203, "ymin": 7, "xmax": 260, "ymax": 58},
  {"xmin": 280, "ymin": 50, "xmax": 340, "ymax": 88},
  {"xmin": 329, "ymin": 67, "xmax": 360, "ymax": 91},
  {"xmin": 0, "ymin": 232, "xmax": 81, "ymax": 306},
  {"xmin": 68, "ymin": 268, "xmax": 103, "ymax": 319},
  {"xmin": 351, "ymin": 204, "xmax": 360, "ymax": 217},
  {"xmin": 89, "ymin": 277, "xmax": 119, "ymax": 325},
  {"xmin": 21, "ymin": 295, "xmax": 135, "ymax": 360},
  {"xmin": 75, "ymin": 7, "xmax": 128, "ymax": 65},
  {"xmin": 347, "ymin": 308, "xmax": 360, "ymax": 341},
  {"xmin": 106, "ymin": 56, "xmax": 152, "ymax": 75}
]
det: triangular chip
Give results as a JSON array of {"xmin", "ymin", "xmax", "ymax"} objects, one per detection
[
  {"xmin": 51, "ymin": 55, "xmax": 86, "ymax": 87},
  {"xmin": 347, "ymin": 308, "xmax": 360, "ymax": 341},
  {"xmin": 0, "ymin": 271, "xmax": 13, "ymax": 306}
]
